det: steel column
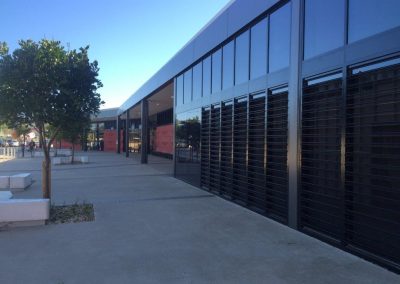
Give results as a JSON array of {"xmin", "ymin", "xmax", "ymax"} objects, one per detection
[
  {"xmin": 287, "ymin": 0, "xmax": 302, "ymax": 229},
  {"xmin": 141, "ymin": 99, "xmax": 148, "ymax": 164},
  {"xmin": 117, "ymin": 116, "xmax": 121, "ymax": 154},
  {"xmin": 125, "ymin": 111, "xmax": 129, "ymax": 157}
]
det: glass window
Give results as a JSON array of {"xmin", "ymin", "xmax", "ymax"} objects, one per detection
[
  {"xmin": 349, "ymin": 0, "xmax": 400, "ymax": 43},
  {"xmin": 222, "ymin": 40, "xmax": 234, "ymax": 89},
  {"xmin": 304, "ymin": 0, "xmax": 344, "ymax": 59},
  {"xmin": 269, "ymin": 3, "xmax": 291, "ymax": 72},
  {"xmin": 250, "ymin": 18, "xmax": 267, "ymax": 80},
  {"xmin": 192, "ymin": 62, "xmax": 202, "ymax": 100},
  {"xmin": 176, "ymin": 74, "xmax": 184, "ymax": 106},
  {"xmin": 175, "ymin": 109, "xmax": 201, "ymax": 186},
  {"xmin": 184, "ymin": 69, "xmax": 192, "ymax": 104},
  {"xmin": 202, "ymin": 56, "xmax": 211, "ymax": 97},
  {"xmin": 212, "ymin": 49, "xmax": 222, "ymax": 93},
  {"xmin": 235, "ymin": 31, "xmax": 250, "ymax": 84}
]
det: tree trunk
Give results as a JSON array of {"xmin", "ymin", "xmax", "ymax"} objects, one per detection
[
  {"xmin": 42, "ymin": 157, "xmax": 51, "ymax": 199},
  {"xmin": 38, "ymin": 126, "xmax": 51, "ymax": 200},
  {"xmin": 71, "ymin": 144, "xmax": 75, "ymax": 164},
  {"xmin": 22, "ymin": 135, "xmax": 26, "ymax": 158}
]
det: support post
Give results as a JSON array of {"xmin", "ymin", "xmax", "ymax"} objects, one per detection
[
  {"xmin": 125, "ymin": 111, "xmax": 129, "ymax": 157},
  {"xmin": 117, "ymin": 116, "xmax": 121, "ymax": 154},
  {"xmin": 141, "ymin": 99, "xmax": 148, "ymax": 164},
  {"xmin": 96, "ymin": 123, "xmax": 100, "ymax": 150},
  {"xmin": 287, "ymin": 0, "xmax": 302, "ymax": 229}
]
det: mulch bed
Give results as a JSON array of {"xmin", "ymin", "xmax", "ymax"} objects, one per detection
[{"xmin": 49, "ymin": 204, "xmax": 95, "ymax": 224}]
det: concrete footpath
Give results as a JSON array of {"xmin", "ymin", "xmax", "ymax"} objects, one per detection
[{"xmin": 0, "ymin": 152, "xmax": 399, "ymax": 284}]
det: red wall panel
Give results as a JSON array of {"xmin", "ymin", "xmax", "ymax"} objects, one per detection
[
  {"xmin": 104, "ymin": 129, "xmax": 117, "ymax": 152},
  {"xmin": 153, "ymin": 124, "xmax": 173, "ymax": 154}
]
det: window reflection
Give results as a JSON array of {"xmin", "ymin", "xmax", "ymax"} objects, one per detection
[
  {"xmin": 184, "ymin": 69, "xmax": 192, "ymax": 104},
  {"xmin": 192, "ymin": 62, "xmax": 202, "ymax": 100},
  {"xmin": 304, "ymin": 0, "xmax": 344, "ymax": 59},
  {"xmin": 223, "ymin": 40, "xmax": 234, "ymax": 89},
  {"xmin": 203, "ymin": 56, "xmax": 211, "ymax": 97},
  {"xmin": 250, "ymin": 18, "xmax": 267, "ymax": 79},
  {"xmin": 235, "ymin": 31, "xmax": 250, "ymax": 84},
  {"xmin": 212, "ymin": 49, "xmax": 222, "ymax": 93},
  {"xmin": 349, "ymin": 0, "xmax": 400, "ymax": 43},
  {"xmin": 269, "ymin": 2, "xmax": 291, "ymax": 72},
  {"xmin": 176, "ymin": 75, "xmax": 184, "ymax": 106},
  {"xmin": 175, "ymin": 109, "xmax": 201, "ymax": 186}
]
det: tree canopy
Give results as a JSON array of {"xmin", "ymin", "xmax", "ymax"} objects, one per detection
[
  {"xmin": 0, "ymin": 39, "xmax": 103, "ymax": 198},
  {"xmin": 0, "ymin": 39, "xmax": 102, "ymax": 137}
]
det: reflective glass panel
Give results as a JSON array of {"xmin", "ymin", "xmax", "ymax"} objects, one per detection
[
  {"xmin": 349, "ymin": 0, "xmax": 400, "ymax": 43},
  {"xmin": 269, "ymin": 3, "xmax": 291, "ymax": 72},
  {"xmin": 223, "ymin": 40, "xmax": 234, "ymax": 89},
  {"xmin": 304, "ymin": 0, "xmax": 344, "ymax": 59},
  {"xmin": 176, "ymin": 74, "xmax": 184, "ymax": 106},
  {"xmin": 192, "ymin": 62, "xmax": 202, "ymax": 100},
  {"xmin": 235, "ymin": 31, "xmax": 250, "ymax": 84},
  {"xmin": 212, "ymin": 49, "xmax": 222, "ymax": 93},
  {"xmin": 202, "ymin": 56, "xmax": 211, "ymax": 97},
  {"xmin": 250, "ymin": 18, "xmax": 267, "ymax": 79},
  {"xmin": 175, "ymin": 109, "xmax": 201, "ymax": 186},
  {"xmin": 184, "ymin": 69, "xmax": 192, "ymax": 104}
]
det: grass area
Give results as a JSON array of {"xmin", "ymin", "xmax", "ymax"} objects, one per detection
[{"xmin": 49, "ymin": 203, "xmax": 95, "ymax": 224}]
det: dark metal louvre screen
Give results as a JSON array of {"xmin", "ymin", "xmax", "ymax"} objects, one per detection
[
  {"xmin": 209, "ymin": 104, "xmax": 221, "ymax": 193},
  {"xmin": 232, "ymin": 97, "xmax": 248, "ymax": 203},
  {"xmin": 201, "ymin": 107, "xmax": 211, "ymax": 189},
  {"xmin": 220, "ymin": 101, "xmax": 233, "ymax": 197},
  {"xmin": 346, "ymin": 60, "xmax": 400, "ymax": 266},
  {"xmin": 248, "ymin": 94, "xmax": 266, "ymax": 212},
  {"xmin": 266, "ymin": 88, "xmax": 289, "ymax": 223},
  {"xmin": 301, "ymin": 74, "xmax": 343, "ymax": 240}
]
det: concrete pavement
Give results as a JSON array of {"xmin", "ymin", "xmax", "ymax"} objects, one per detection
[{"xmin": 0, "ymin": 152, "xmax": 399, "ymax": 283}]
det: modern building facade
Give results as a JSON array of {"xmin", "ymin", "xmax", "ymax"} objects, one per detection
[{"xmin": 103, "ymin": 0, "xmax": 400, "ymax": 272}]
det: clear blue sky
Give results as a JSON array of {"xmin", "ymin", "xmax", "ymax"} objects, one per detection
[{"xmin": 2, "ymin": 0, "xmax": 231, "ymax": 109}]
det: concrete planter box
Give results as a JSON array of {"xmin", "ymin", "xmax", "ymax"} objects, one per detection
[
  {"xmin": 0, "ymin": 176, "xmax": 10, "ymax": 189},
  {"xmin": 0, "ymin": 191, "xmax": 12, "ymax": 200},
  {"xmin": 10, "ymin": 173, "xmax": 32, "ymax": 191},
  {"xmin": 0, "ymin": 199, "xmax": 50, "ymax": 228}
]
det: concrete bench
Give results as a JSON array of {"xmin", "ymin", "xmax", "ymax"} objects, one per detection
[
  {"xmin": 0, "ymin": 191, "xmax": 12, "ymax": 200},
  {"xmin": 53, "ymin": 156, "xmax": 88, "ymax": 165},
  {"xmin": 10, "ymin": 173, "xmax": 32, "ymax": 191},
  {"xmin": 52, "ymin": 156, "xmax": 73, "ymax": 165},
  {"xmin": 57, "ymin": 149, "xmax": 72, "ymax": 156},
  {"xmin": 34, "ymin": 151, "xmax": 55, "ymax": 158},
  {"xmin": 74, "ymin": 156, "xmax": 89, "ymax": 163},
  {"xmin": 0, "ymin": 199, "xmax": 50, "ymax": 228},
  {"xmin": 0, "ymin": 176, "xmax": 10, "ymax": 189}
]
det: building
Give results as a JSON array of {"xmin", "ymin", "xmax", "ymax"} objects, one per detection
[{"xmin": 98, "ymin": 0, "xmax": 400, "ymax": 272}]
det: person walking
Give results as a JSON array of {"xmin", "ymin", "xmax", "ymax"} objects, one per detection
[{"xmin": 29, "ymin": 141, "xmax": 35, "ymax": 157}]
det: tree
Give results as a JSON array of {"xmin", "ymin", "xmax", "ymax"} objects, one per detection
[
  {"xmin": 0, "ymin": 39, "xmax": 103, "ymax": 199},
  {"xmin": 57, "ymin": 116, "xmax": 90, "ymax": 163}
]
